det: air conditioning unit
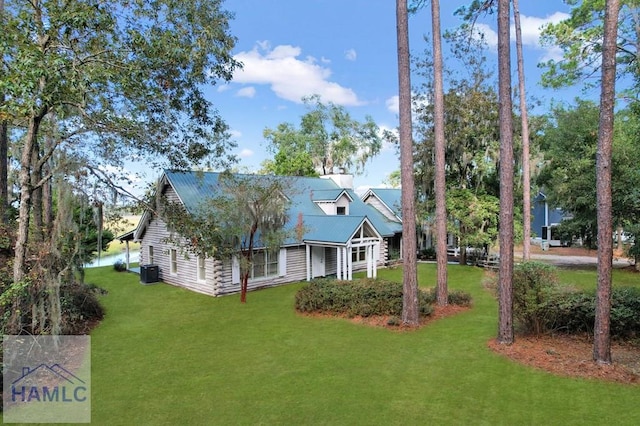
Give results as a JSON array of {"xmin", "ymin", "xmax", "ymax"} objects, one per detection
[{"xmin": 140, "ymin": 264, "xmax": 159, "ymax": 284}]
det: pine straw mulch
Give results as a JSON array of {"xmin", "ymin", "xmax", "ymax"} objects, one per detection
[{"xmin": 488, "ymin": 334, "xmax": 640, "ymax": 385}]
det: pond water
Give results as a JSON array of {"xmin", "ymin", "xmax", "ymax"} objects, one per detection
[{"xmin": 85, "ymin": 251, "xmax": 139, "ymax": 268}]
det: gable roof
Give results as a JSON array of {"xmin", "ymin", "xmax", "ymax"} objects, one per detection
[
  {"xmin": 136, "ymin": 171, "xmax": 397, "ymax": 246},
  {"xmin": 362, "ymin": 188, "xmax": 402, "ymax": 221}
]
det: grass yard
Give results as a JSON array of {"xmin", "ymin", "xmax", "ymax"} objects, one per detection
[{"xmin": 73, "ymin": 265, "xmax": 640, "ymax": 425}]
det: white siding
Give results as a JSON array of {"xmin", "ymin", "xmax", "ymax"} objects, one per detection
[
  {"xmin": 138, "ymin": 185, "xmax": 219, "ymax": 296},
  {"xmin": 364, "ymin": 195, "xmax": 398, "ymax": 223},
  {"xmin": 215, "ymin": 246, "xmax": 308, "ymax": 296}
]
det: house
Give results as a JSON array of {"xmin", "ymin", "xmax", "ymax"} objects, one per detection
[
  {"xmin": 361, "ymin": 188, "xmax": 403, "ymax": 259},
  {"xmin": 131, "ymin": 171, "xmax": 401, "ymax": 296},
  {"xmin": 531, "ymin": 191, "xmax": 571, "ymax": 247}
]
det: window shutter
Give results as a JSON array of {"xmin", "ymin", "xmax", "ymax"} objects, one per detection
[
  {"xmin": 279, "ymin": 248, "xmax": 287, "ymax": 276},
  {"xmin": 232, "ymin": 256, "xmax": 240, "ymax": 284}
]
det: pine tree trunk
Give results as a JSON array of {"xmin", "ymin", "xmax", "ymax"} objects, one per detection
[
  {"xmin": 497, "ymin": 0, "xmax": 515, "ymax": 345},
  {"xmin": 513, "ymin": 0, "xmax": 532, "ymax": 262},
  {"xmin": 593, "ymin": 0, "xmax": 620, "ymax": 365},
  {"xmin": 396, "ymin": 0, "xmax": 419, "ymax": 325},
  {"xmin": 431, "ymin": 0, "xmax": 448, "ymax": 306}
]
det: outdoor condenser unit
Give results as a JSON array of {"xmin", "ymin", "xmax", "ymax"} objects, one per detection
[{"xmin": 140, "ymin": 264, "xmax": 159, "ymax": 284}]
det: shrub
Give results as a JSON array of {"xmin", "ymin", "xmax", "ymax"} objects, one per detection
[
  {"xmin": 511, "ymin": 261, "xmax": 559, "ymax": 335},
  {"xmin": 538, "ymin": 286, "xmax": 640, "ymax": 339},
  {"xmin": 419, "ymin": 247, "xmax": 436, "ymax": 260},
  {"xmin": 59, "ymin": 282, "xmax": 106, "ymax": 334},
  {"xmin": 113, "ymin": 260, "xmax": 127, "ymax": 272},
  {"xmin": 423, "ymin": 288, "xmax": 473, "ymax": 307},
  {"xmin": 295, "ymin": 278, "xmax": 434, "ymax": 317}
]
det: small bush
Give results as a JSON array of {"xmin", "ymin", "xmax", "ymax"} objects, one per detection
[
  {"xmin": 537, "ymin": 286, "xmax": 640, "ymax": 339},
  {"xmin": 419, "ymin": 247, "xmax": 436, "ymax": 260},
  {"xmin": 113, "ymin": 260, "xmax": 127, "ymax": 272},
  {"xmin": 424, "ymin": 288, "xmax": 473, "ymax": 307},
  {"xmin": 59, "ymin": 283, "xmax": 106, "ymax": 334},
  {"xmin": 295, "ymin": 278, "xmax": 433, "ymax": 318},
  {"xmin": 511, "ymin": 262, "xmax": 559, "ymax": 335}
]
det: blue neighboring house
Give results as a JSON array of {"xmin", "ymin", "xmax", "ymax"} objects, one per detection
[
  {"xmin": 531, "ymin": 191, "xmax": 571, "ymax": 246},
  {"xmin": 131, "ymin": 171, "xmax": 401, "ymax": 296}
]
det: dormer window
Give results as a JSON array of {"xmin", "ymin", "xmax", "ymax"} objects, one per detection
[{"xmin": 337, "ymin": 206, "xmax": 346, "ymax": 215}]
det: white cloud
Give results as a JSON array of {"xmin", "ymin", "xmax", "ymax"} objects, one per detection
[
  {"xmin": 239, "ymin": 148, "xmax": 254, "ymax": 158},
  {"xmin": 229, "ymin": 129, "xmax": 242, "ymax": 139},
  {"xmin": 236, "ymin": 86, "xmax": 256, "ymax": 98},
  {"xmin": 386, "ymin": 95, "xmax": 399, "ymax": 114},
  {"xmin": 515, "ymin": 12, "xmax": 569, "ymax": 48},
  {"xmin": 378, "ymin": 124, "xmax": 398, "ymax": 151},
  {"xmin": 467, "ymin": 12, "xmax": 569, "ymax": 61},
  {"xmin": 473, "ymin": 23, "xmax": 499, "ymax": 50},
  {"xmin": 233, "ymin": 43, "xmax": 363, "ymax": 106},
  {"xmin": 385, "ymin": 93, "xmax": 426, "ymax": 116},
  {"xmin": 345, "ymin": 48, "xmax": 357, "ymax": 61}
]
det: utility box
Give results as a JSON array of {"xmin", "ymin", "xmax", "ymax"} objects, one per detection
[{"xmin": 140, "ymin": 264, "xmax": 159, "ymax": 284}]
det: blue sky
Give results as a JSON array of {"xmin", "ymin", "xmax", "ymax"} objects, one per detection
[{"xmin": 128, "ymin": 1, "xmax": 591, "ymax": 195}]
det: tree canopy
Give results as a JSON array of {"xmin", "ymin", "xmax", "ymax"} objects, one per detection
[
  {"xmin": 263, "ymin": 95, "xmax": 382, "ymax": 176},
  {"xmin": 540, "ymin": 0, "xmax": 639, "ymax": 94},
  {"xmin": 1, "ymin": 0, "xmax": 240, "ymax": 283},
  {"xmin": 537, "ymin": 99, "xmax": 640, "ymax": 241}
]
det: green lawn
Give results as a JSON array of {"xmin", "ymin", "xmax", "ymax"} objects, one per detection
[{"xmin": 76, "ymin": 265, "xmax": 640, "ymax": 424}]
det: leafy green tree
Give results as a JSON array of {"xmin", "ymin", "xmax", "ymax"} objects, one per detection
[
  {"xmin": 263, "ymin": 95, "xmax": 382, "ymax": 176},
  {"xmin": 414, "ymin": 31, "xmax": 500, "ymax": 198},
  {"xmin": 261, "ymin": 123, "xmax": 318, "ymax": 177},
  {"xmin": 540, "ymin": 0, "xmax": 638, "ymax": 94},
  {"xmin": 1, "ymin": 0, "xmax": 239, "ymax": 283},
  {"xmin": 162, "ymin": 173, "xmax": 297, "ymax": 303},
  {"xmin": 446, "ymin": 189, "xmax": 499, "ymax": 265},
  {"xmin": 537, "ymin": 100, "xmax": 640, "ymax": 242}
]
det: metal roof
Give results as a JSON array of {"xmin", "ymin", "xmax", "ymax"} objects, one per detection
[
  {"xmin": 363, "ymin": 188, "xmax": 403, "ymax": 221},
  {"xmin": 158, "ymin": 171, "xmax": 397, "ymax": 245}
]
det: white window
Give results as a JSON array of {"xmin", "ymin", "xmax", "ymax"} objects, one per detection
[
  {"xmin": 251, "ymin": 250, "xmax": 279, "ymax": 280},
  {"xmin": 170, "ymin": 249, "xmax": 177, "ymax": 274},
  {"xmin": 197, "ymin": 255, "xmax": 206, "ymax": 281},
  {"xmin": 352, "ymin": 246, "xmax": 366, "ymax": 263},
  {"xmin": 148, "ymin": 245, "xmax": 154, "ymax": 264}
]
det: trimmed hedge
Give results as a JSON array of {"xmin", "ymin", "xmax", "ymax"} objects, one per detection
[
  {"xmin": 295, "ymin": 278, "xmax": 473, "ymax": 319},
  {"xmin": 295, "ymin": 278, "xmax": 434, "ymax": 317}
]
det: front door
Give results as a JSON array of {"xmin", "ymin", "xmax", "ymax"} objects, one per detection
[{"xmin": 311, "ymin": 246, "xmax": 325, "ymax": 278}]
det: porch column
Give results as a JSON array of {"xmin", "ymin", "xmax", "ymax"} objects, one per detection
[
  {"xmin": 343, "ymin": 246, "xmax": 349, "ymax": 280},
  {"xmin": 336, "ymin": 247, "xmax": 342, "ymax": 280},
  {"xmin": 373, "ymin": 242, "xmax": 379, "ymax": 278},
  {"xmin": 306, "ymin": 244, "xmax": 311, "ymax": 281},
  {"xmin": 347, "ymin": 245, "xmax": 353, "ymax": 281},
  {"xmin": 366, "ymin": 244, "xmax": 373, "ymax": 278},
  {"xmin": 125, "ymin": 240, "xmax": 131, "ymax": 270}
]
